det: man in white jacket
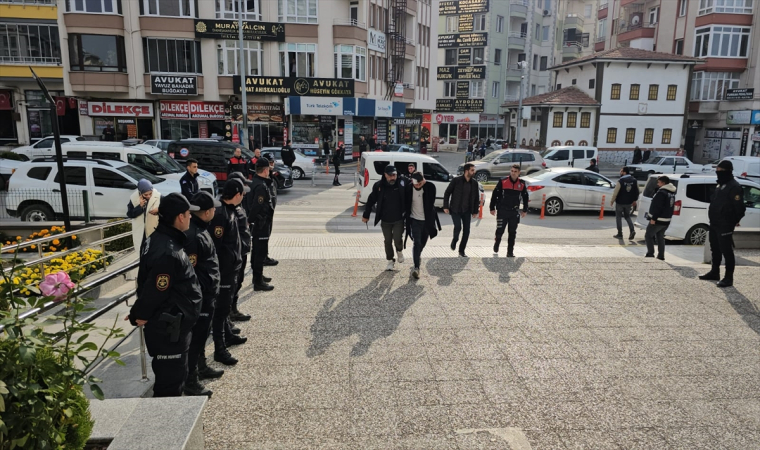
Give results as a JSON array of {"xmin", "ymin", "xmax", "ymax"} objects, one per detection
[{"xmin": 127, "ymin": 179, "xmax": 161, "ymax": 251}]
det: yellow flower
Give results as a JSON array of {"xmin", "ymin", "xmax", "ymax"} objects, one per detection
[
  {"xmin": 31, "ymin": 244, "xmax": 36, "ymax": 250},
  {"xmin": 72, "ymin": 235, "xmax": 77, "ymax": 240},
  {"xmin": 12, "ymin": 277, "xmax": 20, "ymax": 285},
  {"xmin": 16, "ymin": 236, "xmax": 21, "ymax": 241},
  {"xmin": 52, "ymin": 239, "xmax": 60, "ymax": 246}
]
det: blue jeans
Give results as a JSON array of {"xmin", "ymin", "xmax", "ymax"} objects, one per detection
[{"xmin": 450, "ymin": 212, "xmax": 472, "ymax": 253}]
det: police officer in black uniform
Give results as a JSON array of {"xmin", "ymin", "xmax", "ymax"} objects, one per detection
[
  {"xmin": 208, "ymin": 179, "xmax": 249, "ymax": 366},
  {"xmin": 249, "ymin": 158, "xmax": 275, "ymax": 291},
  {"xmin": 489, "ymin": 164, "xmax": 529, "ymax": 258},
  {"xmin": 227, "ymin": 172, "xmax": 254, "ymax": 322},
  {"xmin": 183, "ymin": 191, "xmax": 222, "ymax": 397},
  {"xmin": 180, "ymin": 158, "xmax": 200, "ymax": 200},
  {"xmin": 128, "ymin": 193, "xmax": 202, "ymax": 397},
  {"xmin": 262, "ymin": 156, "xmax": 279, "ymax": 267},
  {"xmin": 227, "ymin": 147, "xmax": 248, "ymax": 179}
]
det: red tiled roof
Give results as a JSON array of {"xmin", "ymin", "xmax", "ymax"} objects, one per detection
[
  {"xmin": 550, "ymin": 47, "xmax": 703, "ymax": 70},
  {"xmin": 502, "ymin": 86, "xmax": 599, "ymax": 108}
]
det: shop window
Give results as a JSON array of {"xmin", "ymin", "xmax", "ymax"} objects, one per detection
[
  {"xmin": 54, "ymin": 167, "xmax": 86, "ymax": 186},
  {"xmin": 625, "ymin": 128, "xmax": 636, "ymax": 144},
  {"xmin": 690, "ymin": 71, "xmax": 741, "ymax": 101},
  {"xmin": 216, "ymin": 0, "xmax": 261, "ymax": 20},
  {"xmin": 69, "ymin": 34, "xmax": 126, "ymax": 72},
  {"xmin": 643, "ymin": 128, "xmax": 654, "ymax": 144},
  {"xmin": 279, "ymin": 43, "xmax": 316, "ymax": 77},
  {"xmin": 606, "ymin": 128, "xmax": 617, "ymax": 144},
  {"xmin": 93, "ymin": 168, "xmax": 130, "ymax": 189},
  {"xmin": 143, "ymin": 38, "xmax": 202, "ymax": 74},
  {"xmin": 553, "ymin": 112, "xmax": 563, "ymax": 128},
  {"xmin": 218, "ymin": 40, "xmax": 262, "ymax": 76},
  {"xmin": 648, "ymin": 84, "xmax": 659, "ymax": 100},
  {"xmin": 580, "ymin": 112, "xmax": 591, "ymax": 128},
  {"xmin": 278, "ymin": 0, "xmax": 318, "ymax": 23},
  {"xmin": 141, "ymin": 0, "xmax": 195, "ymax": 17},
  {"xmin": 0, "ymin": 24, "xmax": 61, "ymax": 64},
  {"xmin": 667, "ymin": 85, "xmax": 677, "ymax": 101},
  {"xmin": 66, "ymin": 0, "xmax": 121, "ymax": 14},
  {"xmin": 334, "ymin": 45, "xmax": 366, "ymax": 82},
  {"xmin": 661, "ymin": 128, "xmax": 672, "ymax": 144},
  {"xmin": 694, "ymin": 26, "xmax": 751, "ymax": 58},
  {"xmin": 610, "ymin": 83, "xmax": 621, "ymax": 100},
  {"xmin": 566, "ymin": 112, "xmax": 577, "ymax": 128}
]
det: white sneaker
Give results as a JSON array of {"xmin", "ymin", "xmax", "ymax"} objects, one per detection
[
  {"xmin": 386, "ymin": 260, "xmax": 395, "ymax": 271},
  {"xmin": 411, "ymin": 267, "xmax": 420, "ymax": 279},
  {"xmin": 397, "ymin": 251, "xmax": 405, "ymax": 263}
]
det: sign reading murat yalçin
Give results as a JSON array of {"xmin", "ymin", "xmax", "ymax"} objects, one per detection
[
  {"xmin": 194, "ymin": 19, "xmax": 285, "ymax": 41},
  {"xmin": 234, "ymin": 77, "xmax": 355, "ymax": 97}
]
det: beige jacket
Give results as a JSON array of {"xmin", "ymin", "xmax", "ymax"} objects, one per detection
[{"xmin": 129, "ymin": 189, "xmax": 160, "ymax": 251}]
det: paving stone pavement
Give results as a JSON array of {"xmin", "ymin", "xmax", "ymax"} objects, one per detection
[{"xmin": 201, "ymin": 256, "xmax": 760, "ymax": 449}]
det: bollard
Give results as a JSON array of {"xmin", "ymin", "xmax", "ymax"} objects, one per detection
[
  {"xmin": 82, "ymin": 191, "xmax": 90, "ymax": 223},
  {"xmin": 540, "ymin": 193, "xmax": 546, "ymax": 219},
  {"xmin": 325, "ymin": 160, "xmax": 329, "ymax": 175},
  {"xmin": 139, "ymin": 326, "xmax": 149, "ymax": 382},
  {"xmin": 599, "ymin": 194, "xmax": 606, "ymax": 220},
  {"xmin": 311, "ymin": 164, "xmax": 316, "ymax": 187},
  {"xmin": 351, "ymin": 190, "xmax": 360, "ymax": 217},
  {"xmin": 624, "ymin": 158, "xmax": 628, "ymax": 166},
  {"xmin": 353, "ymin": 171, "xmax": 358, "ymax": 187},
  {"xmin": 478, "ymin": 192, "xmax": 484, "ymax": 219}
]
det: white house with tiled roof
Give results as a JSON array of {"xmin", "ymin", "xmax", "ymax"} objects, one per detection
[{"xmin": 550, "ymin": 48, "xmax": 704, "ymax": 165}]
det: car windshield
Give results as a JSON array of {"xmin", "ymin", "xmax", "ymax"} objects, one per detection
[
  {"xmin": 539, "ymin": 149, "xmax": 554, "ymax": 157},
  {"xmin": 118, "ymin": 165, "xmax": 164, "ymax": 184},
  {"xmin": 648, "ymin": 157, "xmax": 664, "ymax": 165},
  {"xmin": 387, "ymin": 145, "xmax": 402, "ymax": 151},
  {"xmin": 480, "ymin": 152, "xmax": 502, "ymax": 162},
  {"xmin": 526, "ymin": 169, "xmax": 557, "ymax": 180},
  {"xmin": 150, "ymin": 150, "xmax": 184, "ymax": 173}
]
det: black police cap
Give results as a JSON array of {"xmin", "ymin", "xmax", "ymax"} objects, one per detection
[
  {"xmin": 159, "ymin": 192, "xmax": 199, "ymax": 220},
  {"xmin": 190, "ymin": 191, "xmax": 221, "ymax": 211}
]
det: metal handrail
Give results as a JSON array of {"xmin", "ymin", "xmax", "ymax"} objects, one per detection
[
  {"xmin": 333, "ymin": 18, "xmax": 367, "ymax": 29},
  {"xmin": 1, "ymin": 218, "xmax": 130, "ymax": 254},
  {"xmin": 508, "ymin": 31, "xmax": 527, "ymax": 38}
]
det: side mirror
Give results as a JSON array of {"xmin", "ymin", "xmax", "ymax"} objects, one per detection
[{"xmin": 124, "ymin": 181, "xmax": 137, "ymax": 190}]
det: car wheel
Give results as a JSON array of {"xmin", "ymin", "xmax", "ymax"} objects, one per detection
[
  {"xmin": 685, "ymin": 224, "xmax": 709, "ymax": 246},
  {"xmin": 544, "ymin": 197, "xmax": 563, "ymax": 216},
  {"xmin": 21, "ymin": 204, "xmax": 54, "ymax": 222},
  {"xmin": 292, "ymin": 167, "xmax": 304, "ymax": 180},
  {"xmin": 474, "ymin": 171, "xmax": 489, "ymax": 183}
]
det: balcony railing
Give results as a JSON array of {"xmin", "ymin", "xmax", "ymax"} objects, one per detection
[
  {"xmin": 508, "ymin": 31, "xmax": 527, "ymax": 38},
  {"xmin": 0, "ymin": 0, "xmax": 55, "ymax": 4},
  {"xmin": 618, "ymin": 20, "xmax": 656, "ymax": 34},
  {"xmin": 599, "ymin": 2, "xmax": 608, "ymax": 10},
  {"xmin": 333, "ymin": 18, "xmax": 367, "ymax": 29},
  {"xmin": 595, "ymin": 36, "xmax": 607, "ymax": 43},
  {"xmin": 503, "ymin": 94, "xmax": 520, "ymax": 102},
  {"xmin": 0, "ymin": 55, "xmax": 61, "ymax": 65}
]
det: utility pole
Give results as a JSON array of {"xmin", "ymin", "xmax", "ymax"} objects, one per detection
[
  {"xmin": 238, "ymin": 0, "xmax": 249, "ymax": 149},
  {"xmin": 515, "ymin": 61, "xmax": 527, "ymax": 149}
]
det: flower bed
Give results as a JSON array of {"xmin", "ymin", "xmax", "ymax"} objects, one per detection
[{"xmin": 1, "ymin": 226, "xmax": 78, "ymax": 254}]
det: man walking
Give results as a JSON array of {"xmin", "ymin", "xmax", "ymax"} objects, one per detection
[
  {"xmin": 227, "ymin": 147, "xmax": 248, "ymax": 178},
  {"xmin": 249, "ymin": 158, "xmax": 276, "ymax": 291},
  {"xmin": 611, "ymin": 167, "xmax": 639, "ymax": 240},
  {"xmin": 405, "ymin": 172, "xmax": 440, "ymax": 278},
  {"xmin": 699, "ymin": 160, "xmax": 746, "ymax": 287},
  {"xmin": 358, "ymin": 136, "xmax": 368, "ymax": 158},
  {"xmin": 362, "ymin": 165, "xmax": 407, "ymax": 271},
  {"xmin": 332, "ymin": 143, "xmax": 344, "ymax": 186},
  {"xmin": 644, "ymin": 176, "xmax": 676, "ymax": 260},
  {"xmin": 443, "ymin": 163, "xmax": 480, "ymax": 257},
  {"xmin": 585, "ymin": 158, "xmax": 600, "ymax": 173},
  {"xmin": 183, "ymin": 191, "xmax": 222, "ymax": 397},
  {"xmin": 281, "ymin": 139, "xmax": 295, "ymax": 169},
  {"xmin": 180, "ymin": 158, "xmax": 200, "ymax": 200},
  {"xmin": 489, "ymin": 164, "xmax": 529, "ymax": 257},
  {"xmin": 632, "ymin": 146, "xmax": 643, "ymax": 164},
  {"xmin": 128, "ymin": 193, "xmax": 202, "ymax": 397}
]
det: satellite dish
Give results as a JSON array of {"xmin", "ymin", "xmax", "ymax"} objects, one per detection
[{"xmin": 631, "ymin": 15, "xmax": 641, "ymax": 26}]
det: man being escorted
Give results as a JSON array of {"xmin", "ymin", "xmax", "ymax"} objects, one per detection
[
  {"xmin": 699, "ymin": 160, "xmax": 746, "ymax": 287},
  {"xmin": 644, "ymin": 176, "xmax": 676, "ymax": 260},
  {"xmin": 249, "ymin": 158, "xmax": 276, "ymax": 291},
  {"xmin": 443, "ymin": 163, "xmax": 480, "ymax": 257},
  {"xmin": 180, "ymin": 158, "xmax": 200, "ymax": 200},
  {"xmin": 128, "ymin": 193, "xmax": 202, "ymax": 397},
  {"xmin": 489, "ymin": 164, "xmax": 528, "ymax": 258},
  {"xmin": 183, "ymin": 192, "xmax": 222, "ymax": 397},
  {"xmin": 405, "ymin": 172, "xmax": 440, "ymax": 278},
  {"xmin": 611, "ymin": 167, "xmax": 639, "ymax": 240},
  {"xmin": 362, "ymin": 165, "xmax": 407, "ymax": 271}
]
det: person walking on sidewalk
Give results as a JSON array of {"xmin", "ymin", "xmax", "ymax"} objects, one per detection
[
  {"xmin": 183, "ymin": 191, "xmax": 222, "ymax": 397},
  {"xmin": 489, "ymin": 164, "xmax": 528, "ymax": 258},
  {"xmin": 332, "ymin": 143, "xmax": 345, "ymax": 186},
  {"xmin": 443, "ymin": 163, "xmax": 480, "ymax": 257},
  {"xmin": 404, "ymin": 172, "xmax": 441, "ymax": 278},
  {"xmin": 611, "ymin": 167, "xmax": 639, "ymax": 240},
  {"xmin": 362, "ymin": 165, "xmax": 407, "ymax": 271},
  {"xmin": 699, "ymin": 160, "xmax": 746, "ymax": 288},
  {"xmin": 281, "ymin": 140, "xmax": 295, "ymax": 169},
  {"xmin": 644, "ymin": 176, "xmax": 676, "ymax": 260},
  {"xmin": 585, "ymin": 159, "xmax": 600, "ymax": 173}
]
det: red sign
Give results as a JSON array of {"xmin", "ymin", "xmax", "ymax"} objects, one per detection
[
  {"xmin": 68, "ymin": 98, "xmax": 77, "ymax": 109},
  {"xmin": 199, "ymin": 121, "xmax": 208, "ymax": 139},
  {"xmin": 88, "ymin": 101, "xmax": 154, "ymax": 117},
  {"xmin": 159, "ymin": 101, "xmax": 225, "ymax": 120},
  {"xmin": 0, "ymin": 90, "xmax": 11, "ymax": 110},
  {"xmin": 435, "ymin": 114, "xmax": 453, "ymax": 124},
  {"xmin": 79, "ymin": 100, "xmax": 89, "ymax": 116}
]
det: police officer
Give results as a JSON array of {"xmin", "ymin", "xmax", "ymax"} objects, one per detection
[
  {"xmin": 611, "ymin": 167, "xmax": 639, "ymax": 240},
  {"xmin": 208, "ymin": 179, "xmax": 249, "ymax": 366},
  {"xmin": 249, "ymin": 158, "xmax": 275, "ymax": 291},
  {"xmin": 227, "ymin": 172, "xmax": 254, "ymax": 322},
  {"xmin": 263, "ymin": 156, "xmax": 280, "ymax": 267},
  {"xmin": 489, "ymin": 164, "xmax": 529, "ymax": 258},
  {"xmin": 700, "ymin": 160, "xmax": 746, "ymax": 287},
  {"xmin": 180, "ymin": 158, "xmax": 200, "ymax": 200},
  {"xmin": 128, "ymin": 193, "xmax": 202, "ymax": 397},
  {"xmin": 227, "ymin": 148, "xmax": 248, "ymax": 178},
  {"xmin": 183, "ymin": 192, "xmax": 222, "ymax": 397}
]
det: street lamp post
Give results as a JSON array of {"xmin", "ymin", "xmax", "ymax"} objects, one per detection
[
  {"xmin": 515, "ymin": 61, "xmax": 527, "ymax": 149},
  {"xmin": 238, "ymin": 0, "xmax": 249, "ymax": 149}
]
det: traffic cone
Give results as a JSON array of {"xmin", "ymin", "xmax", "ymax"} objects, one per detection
[
  {"xmin": 351, "ymin": 190, "xmax": 360, "ymax": 217},
  {"xmin": 540, "ymin": 194, "xmax": 546, "ymax": 219},
  {"xmin": 478, "ymin": 192, "xmax": 484, "ymax": 219},
  {"xmin": 599, "ymin": 194, "xmax": 606, "ymax": 220}
]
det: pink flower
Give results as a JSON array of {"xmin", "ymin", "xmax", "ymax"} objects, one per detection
[{"xmin": 39, "ymin": 271, "xmax": 75, "ymax": 302}]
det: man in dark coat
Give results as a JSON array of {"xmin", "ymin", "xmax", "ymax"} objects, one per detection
[
  {"xmin": 180, "ymin": 158, "xmax": 200, "ymax": 200},
  {"xmin": 632, "ymin": 146, "xmax": 643, "ymax": 164},
  {"xmin": 585, "ymin": 158, "xmax": 600, "ymax": 173},
  {"xmin": 281, "ymin": 140, "xmax": 295, "ymax": 169},
  {"xmin": 362, "ymin": 165, "xmax": 407, "ymax": 271},
  {"xmin": 644, "ymin": 176, "xmax": 677, "ymax": 261},
  {"xmin": 404, "ymin": 172, "xmax": 440, "ymax": 278},
  {"xmin": 332, "ymin": 143, "xmax": 345, "ymax": 186},
  {"xmin": 699, "ymin": 160, "xmax": 747, "ymax": 287},
  {"xmin": 249, "ymin": 158, "xmax": 276, "ymax": 291},
  {"xmin": 443, "ymin": 163, "xmax": 480, "ymax": 257}
]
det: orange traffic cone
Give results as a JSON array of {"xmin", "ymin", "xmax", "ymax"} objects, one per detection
[
  {"xmin": 599, "ymin": 194, "xmax": 606, "ymax": 220},
  {"xmin": 540, "ymin": 194, "xmax": 546, "ymax": 219},
  {"xmin": 351, "ymin": 190, "xmax": 360, "ymax": 217}
]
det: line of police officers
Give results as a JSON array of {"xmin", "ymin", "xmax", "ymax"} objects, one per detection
[{"xmin": 127, "ymin": 157, "xmax": 277, "ymax": 397}]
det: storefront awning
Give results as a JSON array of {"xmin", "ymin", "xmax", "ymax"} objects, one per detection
[{"xmin": 285, "ymin": 97, "xmax": 406, "ymax": 118}]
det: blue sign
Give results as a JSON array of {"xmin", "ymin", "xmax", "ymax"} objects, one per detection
[
  {"xmin": 751, "ymin": 110, "xmax": 760, "ymax": 125},
  {"xmin": 342, "ymin": 98, "xmax": 356, "ymax": 116}
]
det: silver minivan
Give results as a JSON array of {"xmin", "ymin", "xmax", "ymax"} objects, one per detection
[{"xmin": 541, "ymin": 146, "xmax": 598, "ymax": 169}]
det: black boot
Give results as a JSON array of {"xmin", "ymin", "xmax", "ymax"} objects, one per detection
[
  {"xmin": 213, "ymin": 334, "xmax": 238, "ymax": 366},
  {"xmin": 228, "ymin": 319, "xmax": 241, "ymax": 334},
  {"xmin": 198, "ymin": 358, "xmax": 224, "ymax": 380},
  {"xmin": 262, "ymin": 275, "xmax": 272, "ymax": 282},
  {"xmin": 229, "ymin": 306, "xmax": 251, "ymax": 322},
  {"xmin": 717, "ymin": 278, "xmax": 733, "ymax": 288},
  {"xmin": 183, "ymin": 371, "xmax": 212, "ymax": 397},
  {"xmin": 263, "ymin": 257, "xmax": 279, "ymax": 266},
  {"xmin": 254, "ymin": 277, "xmax": 274, "ymax": 291},
  {"xmin": 493, "ymin": 238, "xmax": 501, "ymax": 253},
  {"xmin": 699, "ymin": 269, "xmax": 720, "ymax": 281},
  {"xmin": 613, "ymin": 231, "xmax": 623, "ymax": 238},
  {"xmin": 225, "ymin": 321, "xmax": 247, "ymax": 346}
]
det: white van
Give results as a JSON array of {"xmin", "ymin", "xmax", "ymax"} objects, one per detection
[
  {"xmin": 714, "ymin": 156, "xmax": 760, "ymax": 184},
  {"xmin": 54, "ymin": 141, "xmax": 217, "ymax": 195},
  {"xmin": 540, "ymin": 146, "xmax": 598, "ymax": 169}
]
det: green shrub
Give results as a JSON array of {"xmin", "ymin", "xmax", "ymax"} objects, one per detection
[
  {"xmin": 62, "ymin": 385, "xmax": 94, "ymax": 450},
  {"xmin": 104, "ymin": 220, "xmax": 132, "ymax": 252},
  {"xmin": 0, "ymin": 152, "xmax": 23, "ymax": 161}
]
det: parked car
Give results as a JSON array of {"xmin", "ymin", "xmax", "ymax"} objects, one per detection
[
  {"xmin": 540, "ymin": 146, "xmax": 598, "ymax": 169},
  {"xmin": 143, "ymin": 139, "xmax": 172, "ymax": 151},
  {"xmin": 457, "ymin": 149, "xmax": 545, "ymax": 182},
  {"xmin": 261, "ymin": 147, "xmax": 317, "ymax": 180},
  {"xmin": 0, "ymin": 157, "xmax": 21, "ymax": 190},
  {"xmin": 709, "ymin": 156, "xmax": 760, "ymax": 184},
  {"xmin": 628, "ymin": 156, "xmax": 708, "ymax": 180},
  {"xmin": 635, "ymin": 173, "xmax": 760, "ymax": 245},
  {"xmin": 386, "ymin": 144, "xmax": 417, "ymax": 153},
  {"xmin": 10, "ymin": 135, "xmax": 87, "ymax": 161},
  {"xmin": 521, "ymin": 168, "xmax": 617, "ymax": 216},
  {"xmin": 489, "ymin": 139, "xmax": 506, "ymax": 150},
  {"xmin": 6, "ymin": 158, "xmax": 181, "ymax": 221}
]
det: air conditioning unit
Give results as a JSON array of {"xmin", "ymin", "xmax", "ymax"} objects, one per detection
[{"xmin": 543, "ymin": 9, "xmax": 551, "ymax": 16}]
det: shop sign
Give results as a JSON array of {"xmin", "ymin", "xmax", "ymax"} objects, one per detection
[
  {"xmin": 194, "ymin": 19, "xmax": 284, "ymax": 41},
  {"xmin": 376, "ymin": 119, "xmax": 388, "ymax": 143},
  {"xmin": 439, "ymin": 0, "xmax": 489, "ymax": 14},
  {"xmin": 438, "ymin": 32, "xmax": 488, "ymax": 48},
  {"xmin": 88, "ymin": 101, "xmax": 154, "ymax": 117},
  {"xmin": 688, "ymin": 119, "xmax": 703, "ymax": 129},
  {"xmin": 458, "ymin": 14, "xmax": 474, "ymax": 32},
  {"xmin": 375, "ymin": 100, "xmax": 393, "ymax": 118},
  {"xmin": 751, "ymin": 110, "xmax": 760, "ymax": 125},
  {"xmin": 235, "ymin": 76, "xmax": 354, "ymax": 97},
  {"xmin": 434, "ymin": 113, "xmax": 480, "ymax": 124},
  {"xmin": 393, "ymin": 118, "xmax": 421, "ymax": 126},
  {"xmin": 79, "ymin": 99, "xmax": 89, "ymax": 116},
  {"xmin": 456, "ymin": 81, "xmax": 470, "ymax": 99},
  {"xmin": 437, "ymin": 66, "xmax": 486, "ymax": 80},
  {"xmin": 752, "ymin": 132, "xmax": 760, "ymax": 142},
  {"xmin": 301, "ymin": 98, "xmax": 344, "ymax": 115},
  {"xmin": 368, "ymin": 29, "xmax": 386, "ymax": 53},
  {"xmin": 726, "ymin": 110, "xmax": 751, "ymax": 125},
  {"xmin": 479, "ymin": 114, "xmax": 499, "ymax": 124},
  {"xmin": 160, "ymin": 101, "xmax": 225, "ymax": 120},
  {"xmin": 150, "ymin": 75, "xmax": 198, "ymax": 96},
  {"xmin": 740, "ymin": 128, "xmax": 749, "ymax": 155},
  {"xmin": 457, "ymin": 48, "xmax": 471, "ymax": 65},
  {"xmin": 435, "ymin": 98, "xmax": 484, "ymax": 113},
  {"xmin": 394, "ymin": 82, "xmax": 404, "ymax": 97},
  {"xmin": 229, "ymin": 102, "xmax": 285, "ymax": 122},
  {"xmin": 725, "ymin": 88, "xmax": 754, "ymax": 101}
]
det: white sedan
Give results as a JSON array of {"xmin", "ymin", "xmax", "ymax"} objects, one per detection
[
  {"xmin": 629, "ymin": 156, "xmax": 708, "ymax": 180},
  {"xmin": 11, "ymin": 135, "xmax": 87, "ymax": 160}
]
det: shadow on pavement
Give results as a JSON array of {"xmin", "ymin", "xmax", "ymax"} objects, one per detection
[
  {"xmin": 425, "ymin": 257, "xmax": 469, "ymax": 286},
  {"xmin": 306, "ymin": 273, "xmax": 423, "ymax": 358},
  {"xmin": 483, "ymin": 256, "xmax": 525, "ymax": 283}
]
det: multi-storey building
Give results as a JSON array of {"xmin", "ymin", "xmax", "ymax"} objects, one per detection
[
  {"xmin": 555, "ymin": 0, "xmax": 597, "ymax": 63},
  {"xmin": 1, "ymin": 0, "xmax": 78, "ymax": 146}
]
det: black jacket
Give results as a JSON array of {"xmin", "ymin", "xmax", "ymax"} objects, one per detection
[
  {"xmin": 184, "ymin": 215, "xmax": 220, "ymax": 300},
  {"xmin": 180, "ymin": 171, "xmax": 199, "ymax": 200},
  {"xmin": 443, "ymin": 176, "xmax": 480, "ymax": 215},
  {"xmin": 613, "ymin": 174, "xmax": 639, "ymax": 205},
  {"xmin": 235, "ymin": 204, "xmax": 252, "ymax": 254},
  {"xmin": 632, "ymin": 149, "xmax": 643, "ymax": 164},
  {"xmin": 490, "ymin": 176, "xmax": 529, "ymax": 213},
  {"xmin": 333, "ymin": 147, "xmax": 344, "ymax": 166},
  {"xmin": 281, "ymin": 145, "xmax": 296, "ymax": 167},
  {"xmin": 131, "ymin": 223, "xmax": 202, "ymax": 333},
  {"xmin": 404, "ymin": 182, "xmax": 441, "ymax": 239},
  {"xmin": 265, "ymin": 176, "xmax": 278, "ymax": 209},
  {"xmin": 248, "ymin": 175, "xmax": 274, "ymax": 235},
  {"xmin": 209, "ymin": 202, "xmax": 242, "ymax": 279},
  {"xmin": 227, "ymin": 156, "xmax": 248, "ymax": 177},
  {"xmin": 648, "ymin": 183, "xmax": 677, "ymax": 224},
  {"xmin": 585, "ymin": 165, "xmax": 600, "ymax": 173},
  {"xmin": 709, "ymin": 177, "xmax": 746, "ymax": 232},
  {"xmin": 363, "ymin": 177, "xmax": 406, "ymax": 226},
  {"xmin": 359, "ymin": 140, "xmax": 368, "ymax": 153}
]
